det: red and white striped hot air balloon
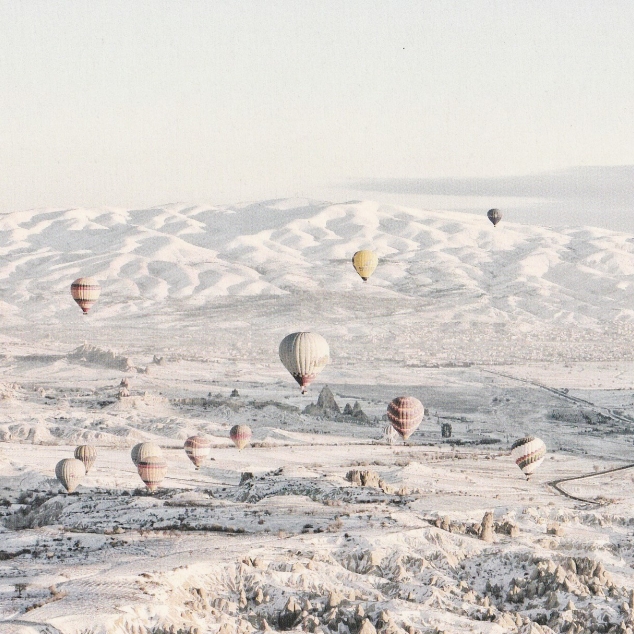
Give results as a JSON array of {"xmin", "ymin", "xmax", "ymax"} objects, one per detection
[
  {"xmin": 137, "ymin": 456, "xmax": 167, "ymax": 492},
  {"xmin": 511, "ymin": 436, "xmax": 546, "ymax": 480},
  {"xmin": 70, "ymin": 277, "xmax": 101, "ymax": 315},
  {"xmin": 230, "ymin": 425, "xmax": 252, "ymax": 450},
  {"xmin": 279, "ymin": 332, "xmax": 330, "ymax": 393},
  {"xmin": 184, "ymin": 435, "xmax": 211, "ymax": 469},
  {"xmin": 387, "ymin": 396, "xmax": 424, "ymax": 440}
]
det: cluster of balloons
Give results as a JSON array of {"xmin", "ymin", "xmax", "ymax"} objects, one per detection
[
  {"xmin": 63, "ymin": 207, "xmax": 544, "ymax": 484},
  {"xmin": 70, "ymin": 209, "xmax": 503, "ymax": 317},
  {"xmin": 55, "ymin": 445, "xmax": 97, "ymax": 493},
  {"xmin": 55, "ymin": 427, "xmax": 254, "ymax": 493}
]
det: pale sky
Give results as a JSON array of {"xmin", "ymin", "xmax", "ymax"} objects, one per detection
[{"xmin": 1, "ymin": 1, "xmax": 634, "ymax": 228}]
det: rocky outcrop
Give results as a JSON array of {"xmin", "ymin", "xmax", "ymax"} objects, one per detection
[
  {"xmin": 278, "ymin": 596, "xmax": 302, "ymax": 630},
  {"xmin": 67, "ymin": 344, "xmax": 133, "ymax": 371},
  {"xmin": 480, "ymin": 511, "xmax": 494, "ymax": 542},
  {"xmin": 317, "ymin": 386, "xmax": 340, "ymax": 413},
  {"xmin": 303, "ymin": 386, "xmax": 340, "ymax": 416},
  {"xmin": 346, "ymin": 469, "xmax": 397, "ymax": 494}
]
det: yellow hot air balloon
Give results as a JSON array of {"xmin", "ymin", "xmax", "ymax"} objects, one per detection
[
  {"xmin": 279, "ymin": 332, "xmax": 330, "ymax": 393},
  {"xmin": 352, "ymin": 250, "xmax": 378, "ymax": 281}
]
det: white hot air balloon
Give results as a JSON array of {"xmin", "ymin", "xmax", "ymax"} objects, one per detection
[
  {"xmin": 382, "ymin": 422, "xmax": 398, "ymax": 445},
  {"xmin": 131, "ymin": 442, "xmax": 163, "ymax": 467},
  {"xmin": 279, "ymin": 332, "xmax": 330, "ymax": 393},
  {"xmin": 511, "ymin": 436, "xmax": 547, "ymax": 479},
  {"xmin": 74, "ymin": 445, "xmax": 97, "ymax": 474},
  {"xmin": 55, "ymin": 458, "xmax": 86, "ymax": 493}
]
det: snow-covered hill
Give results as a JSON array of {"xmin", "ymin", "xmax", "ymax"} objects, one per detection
[{"xmin": 2, "ymin": 199, "xmax": 634, "ymax": 366}]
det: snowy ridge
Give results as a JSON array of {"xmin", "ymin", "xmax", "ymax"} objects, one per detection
[{"xmin": 2, "ymin": 199, "xmax": 634, "ymax": 326}]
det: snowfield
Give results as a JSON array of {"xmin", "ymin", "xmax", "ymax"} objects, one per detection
[{"xmin": 1, "ymin": 200, "xmax": 634, "ymax": 634}]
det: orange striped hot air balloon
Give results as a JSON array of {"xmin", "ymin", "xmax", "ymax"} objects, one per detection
[
  {"xmin": 137, "ymin": 456, "xmax": 167, "ymax": 492},
  {"xmin": 387, "ymin": 396, "xmax": 424, "ymax": 440},
  {"xmin": 184, "ymin": 436, "xmax": 211, "ymax": 469},
  {"xmin": 230, "ymin": 425, "xmax": 252, "ymax": 450},
  {"xmin": 70, "ymin": 277, "xmax": 101, "ymax": 315},
  {"xmin": 74, "ymin": 445, "xmax": 97, "ymax": 474},
  {"xmin": 511, "ymin": 436, "xmax": 546, "ymax": 480}
]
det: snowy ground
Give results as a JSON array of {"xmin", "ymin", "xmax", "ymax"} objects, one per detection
[
  {"xmin": 2, "ymin": 201, "xmax": 634, "ymax": 633},
  {"xmin": 2, "ymin": 356, "xmax": 634, "ymax": 634}
]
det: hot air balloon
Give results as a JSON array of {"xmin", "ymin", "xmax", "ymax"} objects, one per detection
[
  {"xmin": 279, "ymin": 332, "xmax": 330, "ymax": 393},
  {"xmin": 184, "ymin": 436, "xmax": 212, "ymax": 469},
  {"xmin": 70, "ymin": 277, "xmax": 101, "ymax": 315},
  {"xmin": 74, "ymin": 445, "xmax": 97, "ymax": 474},
  {"xmin": 55, "ymin": 458, "xmax": 86, "ymax": 493},
  {"xmin": 387, "ymin": 396, "xmax": 424, "ymax": 440},
  {"xmin": 230, "ymin": 425, "xmax": 252, "ymax": 450},
  {"xmin": 131, "ymin": 442, "xmax": 162, "ymax": 467},
  {"xmin": 511, "ymin": 436, "xmax": 546, "ymax": 480},
  {"xmin": 137, "ymin": 456, "xmax": 168, "ymax": 492},
  {"xmin": 487, "ymin": 209, "xmax": 502, "ymax": 227},
  {"xmin": 383, "ymin": 422, "xmax": 398, "ymax": 446},
  {"xmin": 352, "ymin": 250, "xmax": 379, "ymax": 282}
]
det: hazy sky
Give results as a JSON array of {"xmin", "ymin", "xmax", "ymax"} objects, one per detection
[{"xmin": 1, "ymin": 2, "xmax": 634, "ymax": 228}]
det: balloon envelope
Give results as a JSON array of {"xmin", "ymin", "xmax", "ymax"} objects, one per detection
[
  {"xmin": 137, "ymin": 456, "xmax": 168, "ymax": 492},
  {"xmin": 511, "ymin": 436, "xmax": 546, "ymax": 478},
  {"xmin": 383, "ymin": 422, "xmax": 398, "ymax": 445},
  {"xmin": 387, "ymin": 396, "xmax": 424, "ymax": 440},
  {"xmin": 74, "ymin": 445, "xmax": 97, "ymax": 474},
  {"xmin": 230, "ymin": 424, "xmax": 252, "ymax": 450},
  {"xmin": 184, "ymin": 436, "xmax": 212, "ymax": 469},
  {"xmin": 131, "ymin": 442, "xmax": 162, "ymax": 466},
  {"xmin": 55, "ymin": 458, "xmax": 86, "ymax": 493},
  {"xmin": 352, "ymin": 250, "xmax": 378, "ymax": 281},
  {"xmin": 71, "ymin": 277, "xmax": 101, "ymax": 314},
  {"xmin": 279, "ymin": 332, "xmax": 330, "ymax": 393},
  {"xmin": 487, "ymin": 209, "xmax": 502, "ymax": 227}
]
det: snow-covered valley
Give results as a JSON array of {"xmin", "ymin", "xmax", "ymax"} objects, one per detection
[{"xmin": 2, "ymin": 200, "xmax": 634, "ymax": 634}]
